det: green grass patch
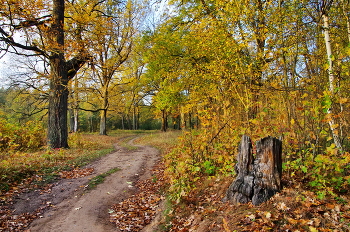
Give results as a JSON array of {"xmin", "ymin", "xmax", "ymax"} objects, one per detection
[
  {"xmin": 110, "ymin": 130, "xmax": 159, "ymax": 151},
  {"xmin": 85, "ymin": 167, "xmax": 120, "ymax": 191},
  {"xmin": 135, "ymin": 130, "xmax": 181, "ymax": 153},
  {"xmin": 118, "ymin": 136, "xmax": 139, "ymax": 151}
]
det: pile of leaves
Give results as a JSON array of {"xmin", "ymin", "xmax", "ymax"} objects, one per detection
[{"xmin": 109, "ymin": 162, "xmax": 166, "ymax": 231}]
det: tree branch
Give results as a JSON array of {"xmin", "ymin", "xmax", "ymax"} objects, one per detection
[
  {"xmin": 66, "ymin": 54, "xmax": 92, "ymax": 80},
  {"xmin": 0, "ymin": 27, "xmax": 48, "ymax": 57},
  {"xmin": 13, "ymin": 15, "xmax": 52, "ymax": 29}
]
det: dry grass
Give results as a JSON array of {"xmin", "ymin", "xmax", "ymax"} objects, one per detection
[
  {"xmin": 135, "ymin": 130, "xmax": 181, "ymax": 154},
  {"xmin": 0, "ymin": 131, "xmax": 141, "ymax": 192}
]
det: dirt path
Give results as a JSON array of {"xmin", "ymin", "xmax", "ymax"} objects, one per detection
[{"xmin": 13, "ymin": 136, "xmax": 159, "ymax": 232}]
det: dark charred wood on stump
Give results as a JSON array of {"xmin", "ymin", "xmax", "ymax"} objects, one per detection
[
  {"xmin": 223, "ymin": 135, "xmax": 254, "ymax": 204},
  {"xmin": 223, "ymin": 135, "xmax": 282, "ymax": 205},
  {"xmin": 252, "ymin": 136, "xmax": 282, "ymax": 205}
]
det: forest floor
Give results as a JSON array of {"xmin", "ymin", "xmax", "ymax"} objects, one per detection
[
  {"xmin": 1, "ymin": 133, "xmax": 350, "ymax": 231},
  {"xmin": 2, "ymin": 136, "xmax": 160, "ymax": 232}
]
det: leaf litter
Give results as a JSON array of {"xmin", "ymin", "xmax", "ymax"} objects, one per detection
[
  {"xmin": 0, "ymin": 166, "xmax": 94, "ymax": 231},
  {"xmin": 1, "ymin": 155, "xmax": 349, "ymax": 232},
  {"xmin": 109, "ymin": 162, "xmax": 165, "ymax": 231}
]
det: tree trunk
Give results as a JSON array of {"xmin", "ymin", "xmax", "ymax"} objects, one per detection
[
  {"xmin": 72, "ymin": 75, "xmax": 79, "ymax": 132},
  {"xmin": 132, "ymin": 105, "xmax": 136, "ymax": 130},
  {"xmin": 161, "ymin": 109, "xmax": 167, "ymax": 132},
  {"xmin": 322, "ymin": 14, "xmax": 343, "ymax": 150},
  {"xmin": 99, "ymin": 87, "xmax": 108, "ymax": 135},
  {"xmin": 252, "ymin": 136, "xmax": 282, "ymax": 205},
  {"xmin": 47, "ymin": 0, "xmax": 68, "ymax": 148},
  {"xmin": 89, "ymin": 116, "xmax": 93, "ymax": 133},
  {"xmin": 224, "ymin": 135, "xmax": 282, "ymax": 206},
  {"xmin": 137, "ymin": 110, "xmax": 140, "ymax": 130},
  {"xmin": 69, "ymin": 87, "xmax": 79, "ymax": 133},
  {"xmin": 127, "ymin": 114, "xmax": 132, "ymax": 130},
  {"xmin": 223, "ymin": 135, "xmax": 254, "ymax": 204},
  {"xmin": 69, "ymin": 108, "xmax": 74, "ymax": 132},
  {"xmin": 48, "ymin": 62, "xmax": 69, "ymax": 148},
  {"xmin": 121, "ymin": 114, "xmax": 125, "ymax": 130},
  {"xmin": 69, "ymin": 108, "xmax": 79, "ymax": 133},
  {"xmin": 73, "ymin": 109, "xmax": 79, "ymax": 132},
  {"xmin": 100, "ymin": 109, "xmax": 107, "ymax": 135}
]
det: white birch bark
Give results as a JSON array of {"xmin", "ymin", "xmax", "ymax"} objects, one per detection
[{"xmin": 322, "ymin": 14, "xmax": 343, "ymax": 150}]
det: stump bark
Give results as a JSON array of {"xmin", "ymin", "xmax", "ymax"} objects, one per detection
[{"xmin": 223, "ymin": 135, "xmax": 282, "ymax": 205}]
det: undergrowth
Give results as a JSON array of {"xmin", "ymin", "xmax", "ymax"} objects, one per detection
[
  {"xmin": 163, "ymin": 127, "xmax": 350, "ymax": 204},
  {"xmin": 157, "ymin": 128, "xmax": 350, "ymax": 231},
  {"xmin": 0, "ymin": 131, "xmax": 135, "ymax": 192}
]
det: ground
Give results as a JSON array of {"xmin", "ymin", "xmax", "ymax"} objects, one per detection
[
  {"xmin": 1, "ymin": 135, "xmax": 350, "ymax": 231},
  {"xmin": 3, "ymin": 136, "xmax": 160, "ymax": 232}
]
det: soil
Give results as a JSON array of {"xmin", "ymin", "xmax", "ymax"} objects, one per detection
[{"xmin": 12, "ymin": 136, "xmax": 160, "ymax": 232}]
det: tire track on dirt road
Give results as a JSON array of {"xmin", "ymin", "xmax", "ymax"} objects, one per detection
[{"xmin": 25, "ymin": 136, "xmax": 159, "ymax": 232}]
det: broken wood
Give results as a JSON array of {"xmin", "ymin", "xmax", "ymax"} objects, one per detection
[{"xmin": 223, "ymin": 135, "xmax": 282, "ymax": 205}]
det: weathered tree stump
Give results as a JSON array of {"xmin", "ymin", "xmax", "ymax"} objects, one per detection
[{"xmin": 223, "ymin": 135, "xmax": 282, "ymax": 205}]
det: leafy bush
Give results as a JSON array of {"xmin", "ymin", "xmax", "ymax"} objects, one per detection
[
  {"xmin": 283, "ymin": 144, "xmax": 350, "ymax": 199},
  {"xmin": 0, "ymin": 119, "xmax": 45, "ymax": 151},
  {"xmin": 164, "ymin": 129, "xmax": 237, "ymax": 203}
]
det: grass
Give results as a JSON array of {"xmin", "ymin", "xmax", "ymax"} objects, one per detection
[
  {"xmin": 85, "ymin": 167, "xmax": 121, "ymax": 191},
  {"xmin": 0, "ymin": 130, "xmax": 181, "ymax": 193},
  {"xmin": 134, "ymin": 130, "xmax": 181, "ymax": 153},
  {"xmin": 118, "ymin": 136, "xmax": 140, "ymax": 151},
  {"xmin": 0, "ymin": 131, "xmax": 141, "ymax": 192}
]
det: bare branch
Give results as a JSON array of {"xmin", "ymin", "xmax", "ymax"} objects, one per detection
[{"xmin": 0, "ymin": 27, "xmax": 48, "ymax": 57}]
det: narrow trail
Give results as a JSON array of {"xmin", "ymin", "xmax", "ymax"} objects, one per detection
[{"xmin": 18, "ymin": 136, "xmax": 159, "ymax": 232}]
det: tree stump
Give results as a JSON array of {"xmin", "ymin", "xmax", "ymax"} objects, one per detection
[{"xmin": 223, "ymin": 135, "xmax": 282, "ymax": 205}]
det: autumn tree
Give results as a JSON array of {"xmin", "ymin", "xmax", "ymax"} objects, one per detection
[
  {"xmin": 0, "ymin": 0, "xmax": 92, "ymax": 148},
  {"xmin": 145, "ymin": 0, "xmax": 350, "ymax": 202},
  {"xmin": 77, "ymin": 0, "xmax": 145, "ymax": 135}
]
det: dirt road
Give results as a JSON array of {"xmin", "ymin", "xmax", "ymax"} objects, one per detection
[{"xmin": 14, "ymin": 137, "xmax": 159, "ymax": 232}]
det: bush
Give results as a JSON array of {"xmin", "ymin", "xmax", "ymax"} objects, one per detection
[
  {"xmin": 0, "ymin": 119, "xmax": 45, "ymax": 151},
  {"xmin": 164, "ymin": 129, "xmax": 237, "ymax": 203},
  {"xmin": 283, "ymin": 144, "xmax": 350, "ymax": 199}
]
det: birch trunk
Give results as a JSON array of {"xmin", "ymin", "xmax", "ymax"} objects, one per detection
[
  {"xmin": 322, "ymin": 14, "xmax": 343, "ymax": 150},
  {"xmin": 73, "ymin": 109, "xmax": 79, "ymax": 132}
]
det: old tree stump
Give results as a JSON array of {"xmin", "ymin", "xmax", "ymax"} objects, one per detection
[{"xmin": 223, "ymin": 135, "xmax": 282, "ymax": 205}]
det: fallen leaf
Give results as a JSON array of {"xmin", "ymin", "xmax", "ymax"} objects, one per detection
[{"xmin": 223, "ymin": 218, "xmax": 230, "ymax": 232}]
